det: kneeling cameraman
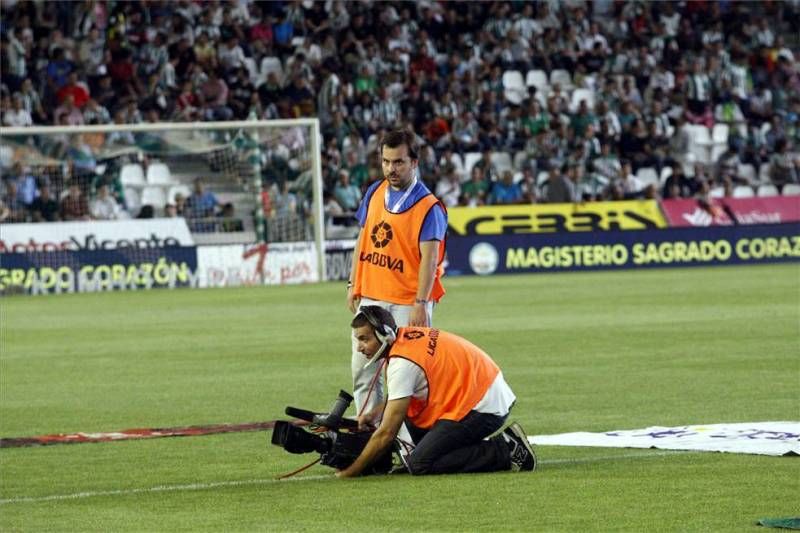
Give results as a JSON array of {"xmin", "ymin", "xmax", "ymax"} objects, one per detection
[{"xmin": 336, "ymin": 306, "xmax": 536, "ymax": 478}]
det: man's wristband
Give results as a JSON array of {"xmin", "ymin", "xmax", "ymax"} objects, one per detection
[
  {"xmin": 346, "ymin": 281, "xmax": 353, "ymax": 290},
  {"xmin": 414, "ymin": 298, "xmax": 429, "ymax": 305}
]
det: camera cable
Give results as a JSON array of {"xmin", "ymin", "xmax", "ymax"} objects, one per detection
[{"xmin": 275, "ymin": 457, "xmax": 321, "ymax": 480}]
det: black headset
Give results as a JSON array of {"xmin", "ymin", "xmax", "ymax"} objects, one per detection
[{"xmin": 357, "ymin": 306, "xmax": 397, "ymax": 345}]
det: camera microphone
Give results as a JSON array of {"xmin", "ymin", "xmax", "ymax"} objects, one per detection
[{"xmin": 312, "ymin": 390, "xmax": 353, "ymax": 428}]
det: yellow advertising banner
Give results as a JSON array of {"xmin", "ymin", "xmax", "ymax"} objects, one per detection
[{"xmin": 447, "ymin": 201, "xmax": 668, "ymax": 235}]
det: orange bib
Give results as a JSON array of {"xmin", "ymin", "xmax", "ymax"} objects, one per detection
[
  {"xmin": 388, "ymin": 328, "xmax": 499, "ymax": 429},
  {"xmin": 353, "ymin": 181, "xmax": 445, "ymax": 305}
]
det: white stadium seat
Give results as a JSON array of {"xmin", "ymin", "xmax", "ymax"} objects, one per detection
[
  {"xmin": 502, "ymin": 70, "xmax": 527, "ymax": 104},
  {"xmin": 549, "ymin": 69, "xmax": 573, "ymax": 90},
  {"xmin": 732, "ymin": 185, "xmax": 755, "ymax": 198},
  {"xmin": 463, "ymin": 152, "xmax": 483, "ymax": 177},
  {"xmin": 123, "ymin": 187, "xmax": 141, "ymax": 213},
  {"xmin": 757, "ymin": 184, "xmax": 779, "ymax": 197},
  {"xmin": 120, "ymin": 163, "xmax": 146, "ymax": 187},
  {"xmin": 781, "ymin": 183, "xmax": 800, "ymax": 195},
  {"xmin": 167, "ymin": 185, "xmax": 192, "ymax": 203},
  {"xmin": 688, "ymin": 125, "xmax": 713, "ymax": 164},
  {"xmin": 635, "ymin": 167, "xmax": 659, "ymax": 187},
  {"xmin": 709, "ymin": 186, "xmax": 726, "ymax": 198},
  {"xmin": 243, "ymin": 56, "xmax": 260, "ymax": 85},
  {"xmin": 660, "ymin": 166, "xmax": 673, "ymax": 186},
  {"xmin": 536, "ymin": 171, "xmax": 550, "ymax": 187},
  {"xmin": 758, "ymin": 163, "xmax": 772, "ymax": 184},
  {"xmin": 146, "ymin": 162, "xmax": 176, "ymax": 185},
  {"xmin": 525, "ymin": 69, "xmax": 549, "ymax": 93},
  {"xmin": 0, "ymin": 145, "xmax": 14, "ymax": 168},
  {"xmin": 737, "ymin": 163, "xmax": 756, "ymax": 184},
  {"xmin": 491, "ymin": 151, "xmax": 512, "ymax": 172},
  {"xmin": 140, "ymin": 186, "xmax": 167, "ymax": 210},
  {"xmin": 569, "ymin": 88, "xmax": 595, "ymax": 112},
  {"xmin": 710, "ymin": 144, "xmax": 728, "ymax": 164},
  {"xmin": 448, "ymin": 152, "xmax": 464, "ymax": 175},
  {"xmin": 260, "ymin": 56, "xmax": 284, "ymax": 83},
  {"xmin": 513, "ymin": 150, "xmax": 529, "ymax": 170},
  {"xmin": 712, "ymin": 123, "xmax": 729, "ymax": 144}
]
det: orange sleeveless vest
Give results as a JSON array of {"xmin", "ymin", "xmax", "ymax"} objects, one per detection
[
  {"xmin": 388, "ymin": 328, "xmax": 500, "ymax": 429},
  {"xmin": 353, "ymin": 181, "xmax": 445, "ymax": 305}
]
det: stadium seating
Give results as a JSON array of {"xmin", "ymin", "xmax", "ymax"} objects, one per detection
[
  {"xmin": 737, "ymin": 164, "xmax": 757, "ymax": 184},
  {"xmin": 783, "ymin": 184, "xmax": 800, "ymax": 195},
  {"xmin": 1, "ymin": 0, "xmax": 796, "ymax": 225},
  {"xmin": 491, "ymin": 151, "xmax": 513, "ymax": 173},
  {"xmin": 758, "ymin": 163, "xmax": 772, "ymax": 185},
  {"xmin": 732, "ymin": 186, "xmax": 755, "ymax": 198},
  {"xmin": 569, "ymin": 88, "xmax": 595, "ymax": 113},
  {"xmin": 659, "ymin": 166, "xmax": 673, "ymax": 186},
  {"xmin": 709, "ymin": 186, "xmax": 726, "ymax": 198},
  {"xmin": 243, "ymin": 57, "xmax": 260, "ymax": 85},
  {"xmin": 167, "ymin": 185, "xmax": 192, "ymax": 203},
  {"xmin": 712, "ymin": 123, "xmax": 729, "ymax": 145},
  {"xmin": 140, "ymin": 186, "xmax": 168, "ymax": 210},
  {"xmin": 536, "ymin": 171, "xmax": 550, "ymax": 187},
  {"xmin": 463, "ymin": 152, "xmax": 483, "ymax": 177},
  {"xmin": 502, "ymin": 70, "xmax": 528, "ymax": 105},
  {"xmin": 513, "ymin": 150, "xmax": 528, "ymax": 170},
  {"xmin": 259, "ymin": 56, "xmax": 284, "ymax": 84},
  {"xmin": 757, "ymin": 184, "xmax": 779, "ymax": 197},
  {"xmin": 635, "ymin": 167, "xmax": 659, "ymax": 188},
  {"xmin": 0, "ymin": 145, "xmax": 13, "ymax": 168},
  {"xmin": 120, "ymin": 163, "xmax": 146, "ymax": 187},
  {"xmin": 123, "ymin": 187, "xmax": 141, "ymax": 213},
  {"xmin": 146, "ymin": 162, "xmax": 177, "ymax": 186},
  {"xmin": 446, "ymin": 152, "xmax": 465, "ymax": 176},
  {"xmin": 525, "ymin": 69, "xmax": 549, "ymax": 93},
  {"xmin": 688, "ymin": 125, "xmax": 713, "ymax": 164},
  {"xmin": 549, "ymin": 69, "xmax": 573, "ymax": 90}
]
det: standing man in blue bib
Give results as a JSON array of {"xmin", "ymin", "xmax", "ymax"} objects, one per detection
[{"xmin": 346, "ymin": 128, "xmax": 448, "ymax": 416}]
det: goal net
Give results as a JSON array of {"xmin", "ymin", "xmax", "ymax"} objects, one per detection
[{"xmin": 0, "ymin": 118, "xmax": 327, "ymax": 284}]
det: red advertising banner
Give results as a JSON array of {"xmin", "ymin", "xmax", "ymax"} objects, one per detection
[
  {"xmin": 660, "ymin": 198, "xmax": 734, "ymax": 227},
  {"xmin": 724, "ymin": 196, "xmax": 800, "ymax": 225},
  {"xmin": 662, "ymin": 196, "xmax": 800, "ymax": 227}
]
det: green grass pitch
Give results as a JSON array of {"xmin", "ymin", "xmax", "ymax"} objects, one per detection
[{"xmin": 1, "ymin": 264, "xmax": 798, "ymax": 531}]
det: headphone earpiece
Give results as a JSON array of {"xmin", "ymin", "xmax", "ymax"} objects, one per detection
[
  {"xmin": 378, "ymin": 324, "xmax": 396, "ymax": 344},
  {"xmin": 358, "ymin": 307, "xmax": 397, "ymax": 346}
]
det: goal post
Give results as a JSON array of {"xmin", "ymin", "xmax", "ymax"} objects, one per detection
[{"xmin": 0, "ymin": 118, "xmax": 327, "ymax": 282}]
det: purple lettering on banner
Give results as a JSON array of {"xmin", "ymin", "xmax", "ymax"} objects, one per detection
[{"xmin": 634, "ymin": 429, "xmax": 698, "ymax": 439}]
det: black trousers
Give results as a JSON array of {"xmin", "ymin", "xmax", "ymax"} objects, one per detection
[{"xmin": 404, "ymin": 411, "xmax": 511, "ymax": 475}]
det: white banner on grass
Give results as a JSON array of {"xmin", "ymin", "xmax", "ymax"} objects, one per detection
[
  {"xmin": 529, "ymin": 422, "xmax": 800, "ymax": 456},
  {"xmin": 196, "ymin": 242, "xmax": 318, "ymax": 287},
  {"xmin": 0, "ymin": 219, "xmax": 194, "ymax": 253}
]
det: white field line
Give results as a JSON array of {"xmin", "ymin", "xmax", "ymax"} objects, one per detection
[{"xmin": 0, "ymin": 451, "xmax": 685, "ymax": 506}]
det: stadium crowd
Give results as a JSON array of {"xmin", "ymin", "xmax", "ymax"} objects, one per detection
[{"xmin": 1, "ymin": 0, "xmax": 799, "ymax": 226}]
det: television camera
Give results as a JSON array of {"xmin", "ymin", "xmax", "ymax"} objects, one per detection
[{"xmin": 271, "ymin": 390, "xmax": 397, "ymax": 475}]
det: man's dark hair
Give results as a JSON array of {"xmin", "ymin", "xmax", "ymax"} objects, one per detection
[
  {"xmin": 380, "ymin": 129, "xmax": 419, "ymax": 160},
  {"xmin": 350, "ymin": 305, "xmax": 397, "ymax": 332}
]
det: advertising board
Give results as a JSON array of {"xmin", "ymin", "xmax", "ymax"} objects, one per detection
[
  {"xmin": 447, "ymin": 200, "xmax": 667, "ymax": 236},
  {"xmin": 446, "ymin": 223, "xmax": 800, "ymax": 276},
  {"xmin": 662, "ymin": 196, "xmax": 800, "ymax": 227},
  {"xmin": 0, "ymin": 219, "xmax": 195, "ymax": 253},
  {"xmin": 324, "ymin": 239, "xmax": 357, "ymax": 282},
  {"xmin": 0, "ymin": 247, "xmax": 198, "ymax": 295},
  {"xmin": 195, "ymin": 242, "xmax": 317, "ymax": 287}
]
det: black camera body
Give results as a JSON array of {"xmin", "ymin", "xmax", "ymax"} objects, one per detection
[{"xmin": 271, "ymin": 390, "xmax": 395, "ymax": 475}]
